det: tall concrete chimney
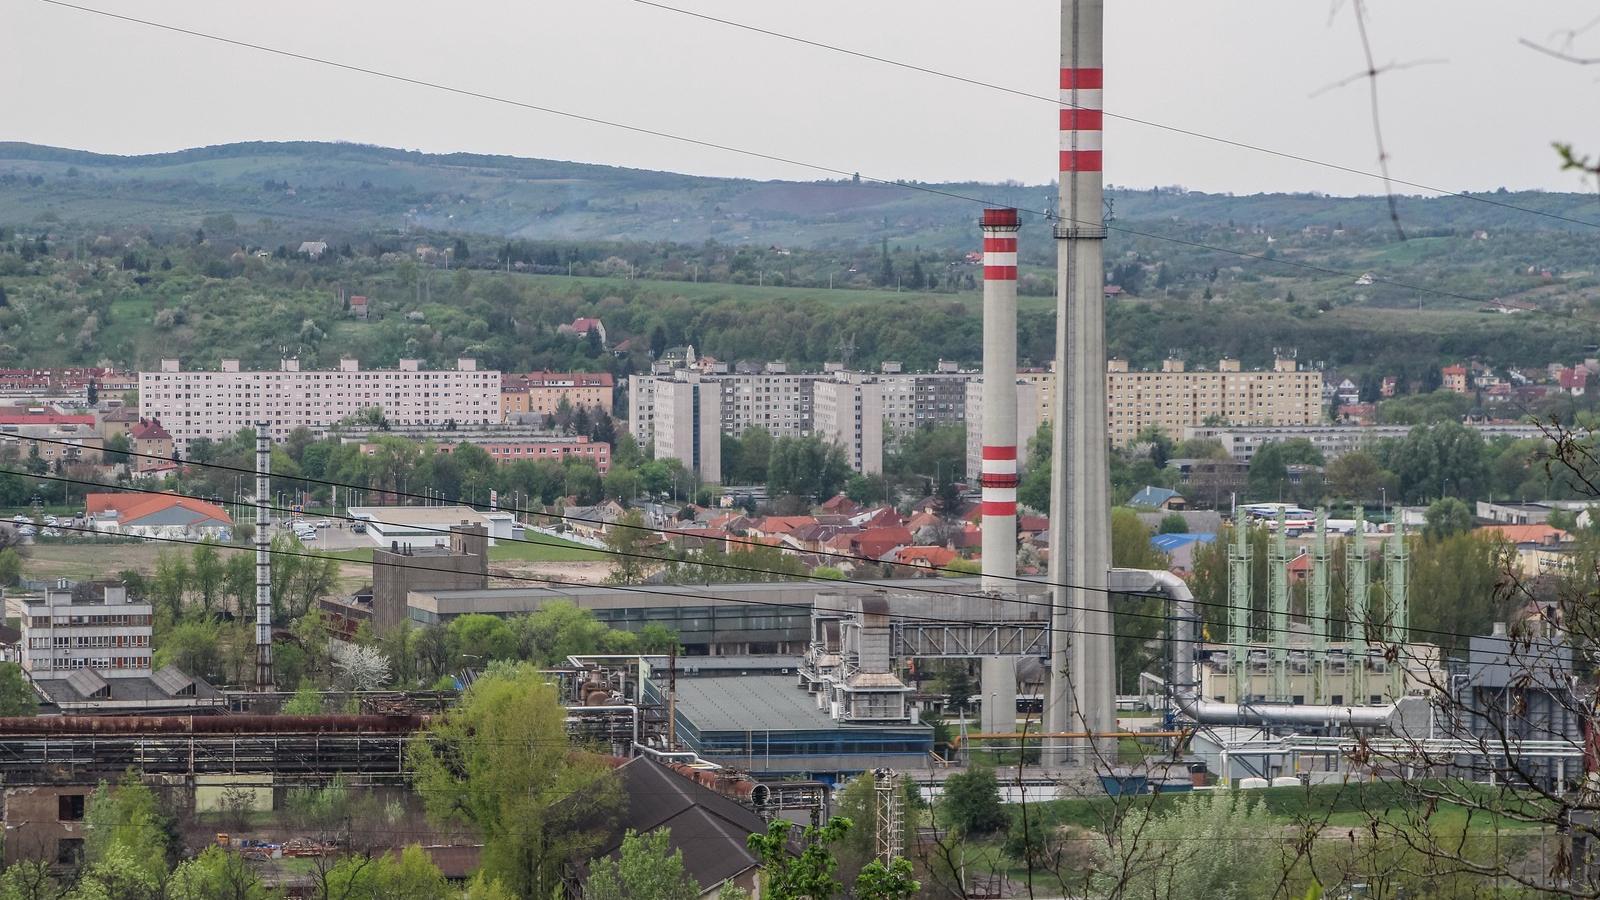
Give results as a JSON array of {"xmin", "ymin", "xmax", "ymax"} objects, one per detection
[
  {"xmin": 979, "ymin": 208, "xmax": 1021, "ymax": 594},
  {"xmin": 1045, "ymin": 0, "xmax": 1113, "ymax": 762},
  {"xmin": 254, "ymin": 424, "xmax": 274, "ymax": 691}
]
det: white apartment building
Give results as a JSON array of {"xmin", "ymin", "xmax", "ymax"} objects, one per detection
[
  {"xmin": 964, "ymin": 378, "xmax": 1046, "ymax": 485},
  {"xmin": 877, "ymin": 363, "xmax": 975, "ymax": 438},
  {"xmin": 628, "ymin": 367, "xmax": 820, "ymax": 448},
  {"xmin": 653, "ymin": 373, "xmax": 723, "ymax": 483},
  {"xmin": 140, "ymin": 358, "xmax": 501, "ymax": 453},
  {"xmin": 813, "ymin": 375, "xmax": 884, "ymax": 475},
  {"xmin": 1185, "ymin": 422, "xmax": 1551, "ymax": 464},
  {"xmin": 20, "ymin": 582, "xmax": 153, "ymax": 679}
]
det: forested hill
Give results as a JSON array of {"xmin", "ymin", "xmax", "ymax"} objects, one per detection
[{"xmin": 0, "ymin": 141, "xmax": 1594, "ymax": 251}]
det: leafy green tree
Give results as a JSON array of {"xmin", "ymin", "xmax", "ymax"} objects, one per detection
[
  {"xmin": 1095, "ymin": 790, "xmax": 1279, "ymax": 899},
  {"xmin": 408, "ymin": 664, "xmax": 622, "ymax": 898},
  {"xmin": 269, "ymin": 532, "xmax": 340, "ymax": 621},
  {"xmin": 67, "ymin": 843, "xmax": 163, "ymax": 900},
  {"xmin": 1157, "ymin": 512, "xmax": 1188, "ymax": 534},
  {"xmin": 1423, "ymin": 497, "xmax": 1474, "ymax": 540},
  {"xmin": 1245, "ymin": 439, "xmax": 1324, "ymax": 502},
  {"xmin": 83, "ymin": 772, "xmax": 170, "ymax": 880},
  {"xmin": 855, "ymin": 858, "xmax": 919, "ymax": 900},
  {"xmin": 0, "ymin": 548, "xmax": 22, "ymax": 587},
  {"xmin": 1324, "ymin": 450, "xmax": 1394, "ymax": 503},
  {"xmin": 282, "ymin": 683, "xmax": 323, "ymax": 715},
  {"xmin": 1379, "ymin": 421, "xmax": 1489, "ymax": 503},
  {"xmin": 155, "ymin": 617, "xmax": 223, "ymax": 681},
  {"xmin": 1018, "ymin": 422, "xmax": 1053, "ymax": 512},
  {"xmin": 168, "ymin": 847, "xmax": 274, "ymax": 900},
  {"xmin": 605, "ymin": 510, "xmax": 652, "ymax": 584},
  {"xmin": 939, "ymin": 768, "xmax": 1007, "ymax": 835},
  {"xmin": 586, "ymin": 829, "xmax": 701, "ymax": 900},
  {"xmin": 0, "ymin": 662, "xmax": 37, "ymax": 716},
  {"xmin": 767, "ymin": 436, "xmax": 850, "ymax": 502},
  {"xmin": 1409, "ymin": 533, "xmax": 1512, "ymax": 657},
  {"xmin": 190, "ymin": 541, "xmax": 224, "ymax": 614},
  {"xmin": 150, "ymin": 550, "xmax": 192, "ymax": 619},
  {"xmin": 748, "ymin": 817, "xmax": 849, "ymax": 900}
]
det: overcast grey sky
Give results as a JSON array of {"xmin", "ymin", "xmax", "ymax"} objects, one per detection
[{"xmin": 4, "ymin": 0, "xmax": 1598, "ymax": 196}]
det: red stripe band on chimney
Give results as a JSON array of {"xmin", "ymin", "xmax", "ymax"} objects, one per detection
[
  {"xmin": 984, "ymin": 266, "xmax": 1017, "ymax": 280},
  {"xmin": 982, "ymin": 501, "xmax": 1018, "ymax": 517},
  {"xmin": 1060, "ymin": 150, "xmax": 1103, "ymax": 172},
  {"xmin": 1060, "ymin": 67, "xmax": 1104, "ymax": 89},
  {"xmin": 983, "ymin": 237, "xmax": 1018, "ymax": 252},
  {"xmin": 980, "ymin": 473, "xmax": 1021, "ymax": 489},
  {"xmin": 981, "ymin": 446, "xmax": 1018, "ymax": 460},
  {"xmin": 1059, "ymin": 109, "xmax": 1103, "ymax": 131}
]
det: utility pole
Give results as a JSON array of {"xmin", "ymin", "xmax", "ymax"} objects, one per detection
[
  {"xmin": 873, "ymin": 768, "xmax": 904, "ymax": 864},
  {"xmin": 254, "ymin": 425, "xmax": 274, "ymax": 692}
]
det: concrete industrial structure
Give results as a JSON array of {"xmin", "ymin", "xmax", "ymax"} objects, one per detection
[
  {"xmin": 813, "ymin": 374, "xmax": 885, "ymax": 475},
  {"xmin": 1105, "ymin": 356, "xmax": 1322, "ymax": 446},
  {"xmin": 140, "ymin": 358, "xmax": 500, "ymax": 452},
  {"xmin": 1046, "ymin": 0, "xmax": 1116, "ymax": 760},
  {"xmin": 369, "ymin": 523, "xmax": 490, "ymax": 629}
]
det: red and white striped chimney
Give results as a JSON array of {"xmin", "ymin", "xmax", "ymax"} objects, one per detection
[{"xmin": 980, "ymin": 208, "xmax": 1021, "ymax": 593}]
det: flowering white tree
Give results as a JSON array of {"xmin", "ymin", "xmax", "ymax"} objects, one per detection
[{"xmin": 327, "ymin": 640, "xmax": 390, "ymax": 691}]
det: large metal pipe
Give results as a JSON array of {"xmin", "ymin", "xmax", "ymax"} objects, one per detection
[
  {"xmin": 1106, "ymin": 568, "xmax": 1397, "ymax": 728},
  {"xmin": 979, "ymin": 208, "xmax": 1021, "ymax": 595},
  {"xmin": 0, "ymin": 714, "xmax": 424, "ymax": 735},
  {"xmin": 1045, "ymin": 0, "xmax": 1114, "ymax": 765}
]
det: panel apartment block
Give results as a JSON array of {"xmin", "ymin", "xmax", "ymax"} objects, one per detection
[
  {"xmin": 140, "ymin": 358, "xmax": 500, "ymax": 453},
  {"xmin": 1105, "ymin": 357, "xmax": 1321, "ymax": 446},
  {"xmin": 813, "ymin": 375, "xmax": 884, "ymax": 475}
]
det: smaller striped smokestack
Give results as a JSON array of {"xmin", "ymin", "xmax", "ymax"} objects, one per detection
[{"xmin": 979, "ymin": 208, "xmax": 1021, "ymax": 593}]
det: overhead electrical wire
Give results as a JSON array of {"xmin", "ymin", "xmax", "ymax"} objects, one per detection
[
  {"xmin": 10, "ymin": 431, "xmax": 1479, "ymax": 641},
  {"xmin": 1, "ymin": 463, "xmax": 1535, "ymax": 655},
  {"xmin": 36, "ymin": 0, "xmax": 1511, "ymax": 306},
  {"xmin": 6, "ymin": 435, "xmax": 1453, "ymax": 642},
  {"xmin": 625, "ymin": 0, "xmax": 1600, "ymax": 232}
]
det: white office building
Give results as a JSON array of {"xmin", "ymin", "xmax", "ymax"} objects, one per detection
[{"xmin": 20, "ymin": 582, "xmax": 152, "ymax": 679}]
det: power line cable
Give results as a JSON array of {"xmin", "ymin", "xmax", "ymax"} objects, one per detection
[
  {"xmin": 624, "ymin": 0, "xmax": 1600, "ymax": 232},
  {"xmin": 4, "ymin": 439, "xmax": 1428, "ymax": 641},
  {"xmin": 34, "ymin": 0, "xmax": 1509, "ymax": 306},
  {"xmin": 4, "ymin": 466, "xmax": 1502, "ymax": 653},
  {"xmin": 15, "ymin": 429, "xmax": 1460, "ymax": 634}
]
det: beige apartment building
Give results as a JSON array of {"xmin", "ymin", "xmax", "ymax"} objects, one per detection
[
  {"xmin": 1106, "ymin": 357, "xmax": 1321, "ymax": 446},
  {"xmin": 140, "ymin": 358, "xmax": 500, "ymax": 453},
  {"xmin": 500, "ymin": 372, "xmax": 614, "ymax": 421}
]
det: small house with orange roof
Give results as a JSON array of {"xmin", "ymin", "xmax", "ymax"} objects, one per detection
[
  {"xmin": 1476, "ymin": 523, "xmax": 1572, "ymax": 576},
  {"xmin": 891, "ymin": 545, "xmax": 959, "ymax": 574},
  {"xmin": 819, "ymin": 494, "xmax": 859, "ymax": 516}
]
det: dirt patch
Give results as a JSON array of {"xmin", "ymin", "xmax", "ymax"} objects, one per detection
[{"xmin": 489, "ymin": 560, "xmax": 612, "ymax": 587}]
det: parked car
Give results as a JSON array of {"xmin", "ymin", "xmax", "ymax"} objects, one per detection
[{"xmin": 313, "ymin": 519, "xmax": 332, "ymax": 529}]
